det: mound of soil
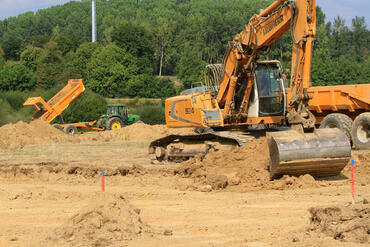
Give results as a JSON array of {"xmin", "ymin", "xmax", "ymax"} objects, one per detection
[
  {"xmin": 175, "ymin": 138, "xmax": 321, "ymax": 191},
  {"xmin": 80, "ymin": 122, "xmax": 193, "ymax": 142},
  {"xmin": 0, "ymin": 121, "xmax": 193, "ymax": 149},
  {"xmin": 308, "ymin": 202, "xmax": 369, "ymax": 243},
  {"xmin": 46, "ymin": 193, "xmax": 152, "ymax": 247},
  {"xmin": 0, "ymin": 120, "xmax": 75, "ymax": 148},
  {"xmin": 346, "ymin": 151, "xmax": 370, "ymax": 184}
]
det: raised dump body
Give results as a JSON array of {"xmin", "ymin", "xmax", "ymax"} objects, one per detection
[
  {"xmin": 23, "ymin": 79, "xmax": 85, "ymax": 123},
  {"xmin": 286, "ymin": 84, "xmax": 370, "ymax": 123}
]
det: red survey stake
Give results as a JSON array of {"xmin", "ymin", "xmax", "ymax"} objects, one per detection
[
  {"xmin": 351, "ymin": 160, "xmax": 355, "ymax": 204},
  {"xmin": 101, "ymin": 171, "xmax": 105, "ymax": 192}
]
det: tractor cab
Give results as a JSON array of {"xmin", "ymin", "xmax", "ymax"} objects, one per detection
[
  {"xmin": 97, "ymin": 104, "xmax": 140, "ymax": 130},
  {"xmin": 107, "ymin": 104, "xmax": 128, "ymax": 118}
]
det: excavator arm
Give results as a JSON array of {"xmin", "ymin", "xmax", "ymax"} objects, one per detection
[{"xmin": 217, "ymin": 0, "xmax": 316, "ymax": 128}]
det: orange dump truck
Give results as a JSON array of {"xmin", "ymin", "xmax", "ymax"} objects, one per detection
[
  {"xmin": 23, "ymin": 79, "xmax": 103, "ymax": 134},
  {"xmin": 287, "ymin": 84, "xmax": 370, "ymax": 149}
]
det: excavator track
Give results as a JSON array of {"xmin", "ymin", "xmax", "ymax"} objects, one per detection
[{"xmin": 148, "ymin": 131, "xmax": 255, "ymax": 163}]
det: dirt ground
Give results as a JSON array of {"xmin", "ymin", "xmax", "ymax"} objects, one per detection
[{"xmin": 0, "ymin": 121, "xmax": 369, "ymax": 247}]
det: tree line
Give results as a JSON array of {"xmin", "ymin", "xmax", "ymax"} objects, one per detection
[
  {"xmin": 0, "ymin": 0, "xmax": 368, "ymax": 125},
  {"xmin": 1, "ymin": 0, "xmax": 369, "ymax": 91}
]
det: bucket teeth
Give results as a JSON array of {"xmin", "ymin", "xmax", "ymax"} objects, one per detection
[{"xmin": 267, "ymin": 128, "xmax": 351, "ymax": 180}]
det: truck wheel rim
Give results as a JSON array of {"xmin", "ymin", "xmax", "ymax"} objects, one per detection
[
  {"xmin": 357, "ymin": 122, "xmax": 369, "ymax": 143},
  {"xmin": 112, "ymin": 122, "xmax": 121, "ymax": 129}
]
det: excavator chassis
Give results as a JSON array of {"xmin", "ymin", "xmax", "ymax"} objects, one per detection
[{"xmin": 148, "ymin": 131, "xmax": 255, "ymax": 163}]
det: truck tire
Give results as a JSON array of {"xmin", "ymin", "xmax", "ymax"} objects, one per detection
[
  {"xmin": 52, "ymin": 124, "xmax": 63, "ymax": 131},
  {"xmin": 107, "ymin": 117, "xmax": 124, "ymax": 130},
  {"xmin": 351, "ymin": 112, "xmax": 370, "ymax": 150},
  {"xmin": 64, "ymin": 124, "xmax": 78, "ymax": 135},
  {"xmin": 319, "ymin": 113, "xmax": 353, "ymax": 142}
]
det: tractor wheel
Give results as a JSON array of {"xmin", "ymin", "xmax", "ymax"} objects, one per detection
[
  {"xmin": 64, "ymin": 124, "xmax": 78, "ymax": 135},
  {"xmin": 52, "ymin": 124, "xmax": 63, "ymax": 131},
  {"xmin": 96, "ymin": 118, "xmax": 104, "ymax": 128},
  {"xmin": 107, "ymin": 117, "xmax": 124, "ymax": 130},
  {"xmin": 320, "ymin": 113, "xmax": 353, "ymax": 142},
  {"xmin": 351, "ymin": 113, "xmax": 370, "ymax": 150}
]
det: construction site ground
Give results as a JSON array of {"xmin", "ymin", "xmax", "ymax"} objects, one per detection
[{"xmin": 0, "ymin": 120, "xmax": 369, "ymax": 247}]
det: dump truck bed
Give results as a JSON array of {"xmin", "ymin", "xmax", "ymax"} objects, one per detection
[
  {"xmin": 287, "ymin": 84, "xmax": 370, "ymax": 123},
  {"xmin": 23, "ymin": 79, "xmax": 85, "ymax": 123}
]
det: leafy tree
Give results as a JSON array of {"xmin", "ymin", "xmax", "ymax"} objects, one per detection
[
  {"xmin": 20, "ymin": 45, "xmax": 44, "ymax": 71},
  {"xmin": 35, "ymin": 41, "xmax": 65, "ymax": 89},
  {"xmin": 30, "ymin": 34, "xmax": 51, "ymax": 48},
  {"xmin": 1, "ymin": 27, "xmax": 24, "ymax": 60},
  {"xmin": 131, "ymin": 105, "xmax": 165, "ymax": 125},
  {"xmin": 60, "ymin": 89, "xmax": 107, "ymax": 123},
  {"xmin": 177, "ymin": 43, "xmax": 207, "ymax": 88},
  {"xmin": 359, "ymin": 56, "xmax": 370, "ymax": 82},
  {"xmin": 155, "ymin": 17, "xmax": 176, "ymax": 76},
  {"xmin": 111, "ymin": 22, "xmax": 155, "ymax": 74},
  {"xmin": 0, "ymin": 46, "xmax": 4, "ymax": 68},
  {"xmin": 0, "ymin": 98, "xmax": 13, "ymax": 126},
  {"xmin": 127, "ymin": 75, "xmax": 176, "ymax": 98},
  {"xmin": 85, "ymin": 44, "xmax": 140, "ymax": 97},
  {"xmin": 0, "ymin": 0, "xmax": 368, "ymax": 96},
  {"xmin": 350, "ymin": 16, "xmax": 369, "ymax": 62},
  {"xmin": 0, "ymin": 62, "xmax": 35, "ymax": 90},
  {"xmin": 50, "ymin": 33, "xmax": 74, "ymax": 56},
  {"xmin": 66, "ymin": 42, "xmax": 101, "ymax": 78}
]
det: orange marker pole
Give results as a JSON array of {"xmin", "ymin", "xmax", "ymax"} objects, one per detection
[
  {"xmin": 101, "ymin": 171, "xmax": 105, "ymax": 192},
  {"xmin": 351, "ymin": 160, "xmax": 355, "ymax": 204}
]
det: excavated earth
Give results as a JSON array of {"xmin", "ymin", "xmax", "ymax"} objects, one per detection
[
  {"xmin": 45, "ymin": 193, "xmax": 154, "ymax": 247},
  {"xmin": 0, "ymin": 121, "xmax": 369, "ymax": 247}
]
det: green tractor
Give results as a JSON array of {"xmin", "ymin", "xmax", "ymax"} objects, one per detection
[{"xmin": 96, "ymin": 104, "xmax": 141, "ymax": 130}]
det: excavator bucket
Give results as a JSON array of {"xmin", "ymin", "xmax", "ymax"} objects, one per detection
[{"xmin": 267, "ymin": 128, "xmax": 351, "ymax": 180}]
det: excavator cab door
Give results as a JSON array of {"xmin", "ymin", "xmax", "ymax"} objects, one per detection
[{"xmin": 255, "ymin": 61, "xmax": 285, "ymax": 117}]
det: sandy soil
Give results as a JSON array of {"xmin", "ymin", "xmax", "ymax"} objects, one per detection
[{"xmin": 0, "ymin": 121, "xmax": 369, "ymax": 247}]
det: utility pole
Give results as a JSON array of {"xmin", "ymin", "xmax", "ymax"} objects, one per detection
[{"xmin": 92, "ymin": 0, "xmax": 97, "ymax": 42}]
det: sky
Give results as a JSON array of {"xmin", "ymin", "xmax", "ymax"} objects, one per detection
[{"xmin": 0, "ymin": 0, "xmax": 369, "ymax": 27}]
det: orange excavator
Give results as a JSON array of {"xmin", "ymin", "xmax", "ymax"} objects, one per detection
[{"xmin": 149, "ymin": 0, "xmax": 359, "ymax": 179}]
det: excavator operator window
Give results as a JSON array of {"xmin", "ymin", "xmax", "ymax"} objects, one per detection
[{"xmin": 255, "ymin": 65, "xmax": 284, "ymax": 116}]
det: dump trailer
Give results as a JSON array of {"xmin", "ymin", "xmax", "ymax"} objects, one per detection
[
  {"xmin": 287, "ymin": 84, "xmax": 370, "ymax": 149},
  {"xmin": 24, "ymin": 79, "xmax": 85, "ymax": 123},
  {"xmin": 23, "ymin": 79, "xmax": 104, "ymax": 134}
]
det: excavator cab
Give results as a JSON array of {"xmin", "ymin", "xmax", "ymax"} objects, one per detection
[{"xmin": 255, "ymin": 61, "xmax": 285, "ymax": 117}]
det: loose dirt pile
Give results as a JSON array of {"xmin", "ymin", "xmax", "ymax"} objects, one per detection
[
  {"xmin": 0, "ymin": 121, "xmax": 193, "ymax": 149},
  {"xmin": 308, "ymin": 202, "xmax": 369, "ymax": 243},
  {"xmin": 347, "ymin": 151, "xmax": 370, "ymax": 184},
  {"xmin": 80, "ymin": 122, "xmax": 193, "ymax": 142},
  {"xmin": 174, "ymin": 138, "xmax": 320, "ymax": 191},
  {"xmin": 0, "ymin": 120, "xmax": 75, "ymax": 148},
  {"xmin": 46, "ymin": 193, "xmax": 153, "ymax": 247}
]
